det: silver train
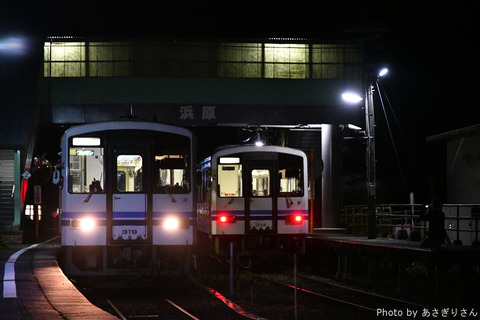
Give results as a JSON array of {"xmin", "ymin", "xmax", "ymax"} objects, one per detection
[
  {"xmin": 196, "ymin": 145, "xmax": 309, "ymax": 255},
  {"xmin": 58, "ymin": 121, "xmax": 194, "ymax": 276}
]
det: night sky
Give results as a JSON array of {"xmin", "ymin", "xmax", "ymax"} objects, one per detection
[{"xmin": 1, "ymin": 1, "xmax": 477, "ymax": 203}]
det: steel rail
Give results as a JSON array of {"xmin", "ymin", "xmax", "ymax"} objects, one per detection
[
  {"xmin": 296, "ymin": 272, "xmax": 427, "ymax": 310},
  {"xmin": 165, "ymin": 298, "xmax": 200, "ymax": 320},
  {"xmin": 251, "ymin": 272, "xmax": 418, "ymax": 320}
]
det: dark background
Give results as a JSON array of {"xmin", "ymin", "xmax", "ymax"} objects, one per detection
[{"xmin": 1, "ymin": 1, "xmax": 476, "ymax": 204}]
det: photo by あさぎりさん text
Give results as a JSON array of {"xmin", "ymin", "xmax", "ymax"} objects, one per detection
[{"xmin": 377, "ymin": 307, "xmax": 478, "ymax": 318}]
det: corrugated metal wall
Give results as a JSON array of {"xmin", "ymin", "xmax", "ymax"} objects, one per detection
[{"xmin": 0, "ymin": 150, "xmax": 14, "ymax": 228}]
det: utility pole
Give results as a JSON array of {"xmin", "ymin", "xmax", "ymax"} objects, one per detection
[
  {"xmin": 342, "ymin": 68, "xmax": 388, "ymax": 239},
  {"xmin": 365, "ymin": 83, "xmax": 377, "ymax": 239}
]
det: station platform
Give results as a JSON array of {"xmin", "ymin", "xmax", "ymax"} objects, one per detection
[
  {"xmin": 308, "ymin": 230, "xmax": 480, "ymax": 263},
  {"xmin": 0, "ymin": 237, "xmax": 118, "ymax": 320},
  {"xmin": 306, "ymin": 230, "xmax": 480, "ymax": 305},
  {"xmin": 309, "ymin": 231, "xmax": 428, "ymax": 249}
]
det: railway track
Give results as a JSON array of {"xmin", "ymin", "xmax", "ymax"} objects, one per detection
[
  {"xmin": 249, "ymin": 270, "xmax": 430, "ymax": 319},
  {"xmin": 194, "ymin": 268, "xmax": 381, "ymax": 319},
  {"xmin": 75, "ymin": 277, "xmax": 253, "ymax": 320},
  {"xmin": 297, "ymin": 272, "xmax": 427, "ymax": 310},
  {"xmin": 106, "ymin": 296, "xmax": 202, "ymax": 320},
  {"xmin": 72, "ymin": 252, "xmax": 433, "ymax": 320}
]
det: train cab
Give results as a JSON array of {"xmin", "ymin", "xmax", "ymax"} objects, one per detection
[
  {"xmin": 197, "ymin": 145, "xmax": 309, "ymax": 255},
  {"xmin": 58, "ymin": 121, "xmax": 194, "ymax": 277}
]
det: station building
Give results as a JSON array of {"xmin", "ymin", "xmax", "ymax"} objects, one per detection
[
  {"xmin": 428, "ymin": 124, "xmax": 480, "ymax": 245},
  {"xmin": 1, "ymin": 37, "xmax": 364, "ymax": 238}
]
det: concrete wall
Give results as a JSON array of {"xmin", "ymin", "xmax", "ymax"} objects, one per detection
[{"xmin": 447, "ymin": 136, "xmax": 480, "ymax": 203}]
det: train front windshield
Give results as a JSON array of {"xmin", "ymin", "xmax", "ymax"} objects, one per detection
[
  {"xmin": 68, "ymin": 131, "xmax": 191, "ymax": 196},
  {"xmin": 217, "ymin": 153, "xmax": 304, "ymax": 199},
  {"xmin": 154, "ymin": 155, "xmax": 190, "ymax": 193}
]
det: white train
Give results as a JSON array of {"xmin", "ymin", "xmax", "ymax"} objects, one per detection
[
  {"xmin": 196, "ymin": 145, "xmax": 309, "ymax": 255},
  {"xmin": 58, "ymin": 121, "xmax": 194, "ymax": 276}
]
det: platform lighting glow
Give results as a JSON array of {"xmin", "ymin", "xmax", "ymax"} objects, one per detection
[
  {"xmin": 378, "ymin": 68, "xmax": 389, "ymax": 77},
  {"xmin": 255, "ymin": 140, "xmax": 264, "ymax": 147},
  {"xmin": 80, "ymin": 218, "xmax": 95, "ymax": 231},
  {"xmin": 164, "ymin": 217, "xmax": 179, "ymax": 230},
  {"xmin": 0, "ymin": 36, "xmax": 27, "ymax": 56},
  {"xmin": 342, "ymin": 92, "xmax": 363, "ymax": 103}
]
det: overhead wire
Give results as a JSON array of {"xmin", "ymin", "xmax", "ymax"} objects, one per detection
[
  {"xmin": 376, "ymin": 80, "xmax": 425, "ymax": 192},
  {"xmin": 375, "ymin": 79, "xmax": 409, "ymax": 198}
]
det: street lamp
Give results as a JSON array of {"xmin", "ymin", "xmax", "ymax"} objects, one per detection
[
  {"xmin": 343, "ymin": 67, "xmax": 389, "ymax": 239},
  {"xmin": 342, "ymin": 92, "xmax": 364, "ymax": 103},
  {"xmin": 0, "ymin": 36, "xmax": 28, "ymax": 56},
  {"xmin": 378, "ymin": 68, "xmax": 389, "ymax": 77}
]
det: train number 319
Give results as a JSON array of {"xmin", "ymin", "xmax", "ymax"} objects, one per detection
[{"xmin": 122, "ymin": 229, "xmax": 138, "ymax": 235}]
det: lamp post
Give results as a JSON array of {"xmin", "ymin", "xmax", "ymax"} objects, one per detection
[
  {"xmin": 343, "ymin": 68, "xmax": 388, "ymax": 239},
  {"xmin": 365, "ymin": 82, "xmax": 376, "ymax": 239}
]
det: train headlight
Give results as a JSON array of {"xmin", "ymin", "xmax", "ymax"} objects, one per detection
[
  {"xmin": 71, "ymin": 218, "xmax": 95, "ymax": 231},
  {"xmin": 285, "ymin": 214, "xmax": 304, "ymax": 225},
  {"xmin": 164, "ymin": 217, "xmax": 179, "ymax": 230},
  {"xmin": 162, "ymin": 216, "xmax": 190, "ymax": 230},
  {"xmin": 217, "ymin": 214, "xmax": 236, "ymax": 223},
  {"xmin": 80, "ymin": 218, "xmax": 95, "ymax": 231}
]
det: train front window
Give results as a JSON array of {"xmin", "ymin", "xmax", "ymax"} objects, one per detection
[
  {"xmin": 68, "ymin": 146, "xmax": 104, "ymax": 193},
  {"xmin": 153, "ymin": 133, "xmax": 191, "ymax": 194},
  {"xmin": 154, "ymin": 155, "xmax": 189, "ymax": 193},
  {"xmin": 278, "ymin": 154, "xmax": 304, "ymax": 196},
  {"xmin": 251, "ymin": 169, "xmax": 271, "ymax": 197},
  {"xmin": 116, "ymin": 155, "xmax": 143, "ymax": 192},
  {"xmin": 218, "ymin": 161, "xmax": 243, "ymax": 198}
]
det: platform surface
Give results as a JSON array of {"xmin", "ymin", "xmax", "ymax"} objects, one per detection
[
  {"xmin": 308, "ymin": 231, "xmax": 480, "ymax": 262},
  {"xmin": 0, "ymin": 237, "xmax": 119, "ymax": 320}
]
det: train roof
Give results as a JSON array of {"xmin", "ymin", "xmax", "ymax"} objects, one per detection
[
  {"xmin": 209, "ymin": 144, "xmax": 307, "ymax": 159},
  {"xmin": 62, "ymin": 121, "xmax": 193, "ymax": 138}
]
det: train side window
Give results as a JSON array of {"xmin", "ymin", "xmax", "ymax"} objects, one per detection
[
  {"xmin": 196, "ymin": 168, "xmax": 211, "ymax": 202},
  {"xmin": 218, "ymin": 164, "xmax": 243, "ymax": 197},
  {"xmin": 68, "ymin": 146, "xmax": 104, "ymax": 193},
  {"xmin": 251, "ymin": 169, "xmax": 270, "ymax": 197},
  {"xmin": 116, "ymin": 155, "xmax": 143, "ymax": 192}
]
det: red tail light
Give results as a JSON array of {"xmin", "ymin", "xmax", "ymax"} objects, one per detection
[
  {"xmin": 217, "ymin": 214, "xmax": 236, "ymax": 223},
  {"xmin": 286, "ymin": 214, "xmax": 304, "ymax": 225}
]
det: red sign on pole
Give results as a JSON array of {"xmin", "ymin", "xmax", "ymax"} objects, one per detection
[{"xmin": 34, "ymin": 185, "xmax": 42, "ymax": 204}]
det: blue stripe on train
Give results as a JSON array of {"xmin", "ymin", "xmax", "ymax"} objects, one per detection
[
  {"xmin": 62, "ymin": 211, "xmax": 193, "ymax": 219},
  {"xmin": 61, "ymin": 211, "xmax": 106, "ymax": 219},
  {"xmin": 60, "ymin": 220, "xmax": 187, "ymax": 226},
  {"xmin": 61, "ymin": 212, "xmax": 193, "ymax": 226},
  {"xmin": 211, "ymin": 210, "xmax": 308, "ymax": 221}
]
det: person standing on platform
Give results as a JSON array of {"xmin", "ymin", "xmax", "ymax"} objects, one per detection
[{"xmin": 421, "ymin": 199, "xmax": 448, "ymax": 249}]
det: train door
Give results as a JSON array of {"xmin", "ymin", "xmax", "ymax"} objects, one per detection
[
  {"xmin": 244, "ymin": 161, "xmax": 277, "ymax": 234},
  {"xmin": 108, "ymin": 143, "xmax": 151, "ymax": 243}
]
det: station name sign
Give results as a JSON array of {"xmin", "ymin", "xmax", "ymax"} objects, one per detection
[{"xmin": 49, "ymin": 103, "xmax": 360, "ymax": 126}]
